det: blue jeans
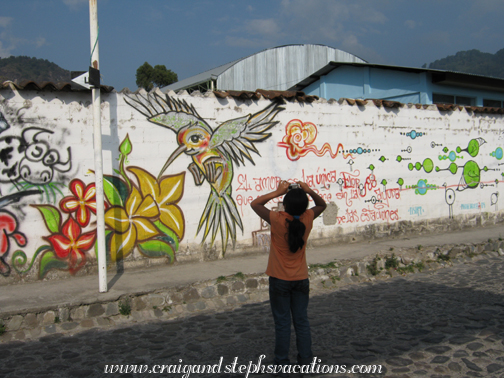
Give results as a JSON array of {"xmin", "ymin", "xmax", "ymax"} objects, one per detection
[{"xmin": 269, "ymin": 277, "xmax": 313, "ymax": 366}]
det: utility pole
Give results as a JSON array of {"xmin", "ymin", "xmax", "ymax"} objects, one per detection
[{"xmin": 89, "ymin": 0, "xmax": 107, "ymax": 293}]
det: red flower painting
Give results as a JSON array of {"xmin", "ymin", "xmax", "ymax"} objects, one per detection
[
  {"xmin": 0, "ymin": 210, "xmax": 26, "ymax": 256},
  {"xmin": 60, "ymin": 179, "xmax": 100, "ymax": 227},
  {"xmin": 45, "ymin": 216, "xmax": 96, "ymax": 274}
]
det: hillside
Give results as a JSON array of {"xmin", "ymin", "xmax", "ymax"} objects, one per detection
[
  {"xmin": 427, "ymin": 48, "xmax": 504, "ymax": 79},
  {"xmin": 0, "ymin": 56, "xmax": 70, "ymax": 83}
]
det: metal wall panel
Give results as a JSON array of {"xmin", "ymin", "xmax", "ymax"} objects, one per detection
[{"xmin": 217, "ymin": 44, "xmax": 365, "ymax": 91}]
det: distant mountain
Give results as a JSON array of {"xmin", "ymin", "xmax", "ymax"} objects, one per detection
[
  {"xmin": 426, "ymin": 48, "xmax": 504, "ymax": 79},
  {"xmin": 0, "ymin": 56, "xmax": 70, "ymax": 83}
]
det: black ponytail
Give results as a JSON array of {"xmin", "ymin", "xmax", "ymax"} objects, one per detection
[
  {"xmin": 283, "ymin": 188, "xmax": 309, "ymax": 253},
  {"xmin": 286, "ymin": 218, "xmax": 306, "ymax": 253}
]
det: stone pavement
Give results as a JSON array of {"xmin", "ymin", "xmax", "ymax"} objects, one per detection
[{"xmin": 1, "ymin": 225, "xmax": 504, "ymax": 377}]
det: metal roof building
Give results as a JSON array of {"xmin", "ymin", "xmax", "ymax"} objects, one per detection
[
  {"xmin": 163, "ymin": 44, "xmax": 366, "ymax": 93},
  {"xmin": 290, "ymin": 62, "xmax": 504, "ymax": 107}
]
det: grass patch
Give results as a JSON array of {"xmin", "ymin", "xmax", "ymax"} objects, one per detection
[
  {"xmin": 385, "ymin": 254, "xmax": 399, "ymax": 270},
  {"xmin": 366, "ymin": 255, "xmax": 381, "ymax": 276},
  {"xmin": 216, "ymin": 276, "xmax": 227, "ymax": 284},
  {"xmin": 118, "ymin": 298, "xmax": 132, "ymax": 316},
  {"xmin": 414, "ymin": 262, "xmax": 425, "ymax": 272},
  {"xmin": 437, "ymin": 254, "xmax": 450, "ymax": 262},
  {"xmin": 309, "ymin": 261, "xmax": 337, "ymax": 270},
  {"xmin": 233, "ymin": 272, "xmax": 245, "ymax": 280},
  {"xmin": 397, "ymin": 265, "xmax": 415, "ymax": 274},
  {"xmin": 54, "ymin": 316, "xmax": 60, "ymax": 324},
  {"xmin": 0, "ymin": 323, "xmax": 5, "ymax": 336}
]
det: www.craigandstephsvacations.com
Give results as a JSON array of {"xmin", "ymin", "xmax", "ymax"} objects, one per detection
[{"xmin": 104, "ymin": 355, "xmax": 383, "ymax": 376}]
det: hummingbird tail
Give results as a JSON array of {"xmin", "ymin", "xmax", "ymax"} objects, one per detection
[{"xmin": 197, "ymin": 187, "xmax": 243, "ymax": 256}]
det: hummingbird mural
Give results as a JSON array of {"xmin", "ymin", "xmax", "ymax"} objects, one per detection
[{"xmin": 125, "ymin": 93, "xmax": 284, "ymax": 254}]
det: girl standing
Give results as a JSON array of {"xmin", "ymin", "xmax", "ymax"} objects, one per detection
[{"xmin": 251, "ymin": 180, "xmax": 327, "ymax": 368}]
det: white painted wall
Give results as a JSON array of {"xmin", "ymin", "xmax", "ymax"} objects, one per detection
[{"xmin": 0, "ymin": 87, "xmax": 502, "ymax": 283}]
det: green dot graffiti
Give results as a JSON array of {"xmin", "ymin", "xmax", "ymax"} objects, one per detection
[
  {"xmin": 459, "ymin": 160, "xmax": 481, "ymax": 190},
  {"xmin": 408, "ymin": 158, "xmax": 434, "ymax": 173},
  {"xmin": 456, "ymin": 138, "xmax": 486, "ymax": 157}
]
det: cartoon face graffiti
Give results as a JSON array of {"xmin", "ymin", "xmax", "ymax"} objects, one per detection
[{"xmin": 0, "ymin": 127, "xmax": 71, "ymax": 184}]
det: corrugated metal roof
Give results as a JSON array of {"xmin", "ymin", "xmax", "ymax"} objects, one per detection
[
  {"xmin": 163, "ymin": 44, "xmax": 366, "ymax": 92},
  {"xmin": 162, "ymin": 59, "xmax": 241, "ymax": 92},
  {"xmin": 217, "ymin": 44, "xmax": 366, "ymax": 92}
]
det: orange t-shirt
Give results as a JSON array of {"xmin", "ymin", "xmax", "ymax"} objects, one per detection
[{"xmin": 265, "ymin": 209, "xmax": 314, "ymax": 281}]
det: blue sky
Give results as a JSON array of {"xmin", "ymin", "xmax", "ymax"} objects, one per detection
[{"xmin": 1, "ymin": 0, "xmax": 504, "ymax": 91}]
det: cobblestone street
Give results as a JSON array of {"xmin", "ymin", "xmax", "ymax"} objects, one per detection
[{"xmin": 1, "ymin": 254, "xmax": 504, "ymax": 378}]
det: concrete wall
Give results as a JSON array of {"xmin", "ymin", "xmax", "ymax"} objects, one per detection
[{"xmin": 1, "ymin": 86, "xmax": 503, "ymax": 284}]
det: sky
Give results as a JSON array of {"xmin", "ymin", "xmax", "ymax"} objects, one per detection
[{"xmin": 1, "ymin": 0, "xmax": 504, "ymax": 91}]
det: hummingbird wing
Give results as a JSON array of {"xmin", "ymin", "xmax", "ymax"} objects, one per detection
[
  {"xmin": 124, "ymin": 92, "xmax": 211, "ymax": 133},
  {"xmin": 209, "ymin": 102, "xmax": 284, "ymax": 166}
]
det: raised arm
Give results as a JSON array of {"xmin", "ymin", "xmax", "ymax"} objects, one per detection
[
  {"xmin": 250, "ymin": 180, "xmax": 290, "ymax": 224},
  {"xmin": 298, "ymin": 181, "xmax": 327, "ymax": 219}
]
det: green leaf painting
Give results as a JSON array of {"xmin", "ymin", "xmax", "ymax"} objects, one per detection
[
  {"xmin": 137, "ymin": 239, "xmax": 175, "ymax": 262},
  {"xmin": 119, "ymin": 134, "xmax": 133, "ymax": 156},
  {"xmin": 103, "ymin": 175, "xmax": 129, "ymax": 207},
  {"xmin": 32, "ymin": 205, "xmax": 61, "ymax": 233},
  {"xmin": 39, "ymin": 250, "xmax": 69, "ymax": 279},
  {"xmin": 154, "ymin": 220, "xmax": 179, "ymax": 251}
]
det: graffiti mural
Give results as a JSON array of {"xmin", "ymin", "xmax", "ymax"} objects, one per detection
[
  {"xmin": 1, "ymin": 90, "xmax": 504, "ymax": 283},
  {"xmin": 125, "ymin": 93, "xmax": 284, "ymax": 255},
  {"xmin": 0, "ymin": 115, "xmax": 71, "ymax": 204},
  {"xmin": 271, "ymin": 111, "xmax": 504, "ymax": 225},
  {"xmin": 13, "ymin": 135, "xmax": 185, "ymax": 278},
  {"xmin": 0, "ymin": 127, "xmax": 71, "ymax": 185},
  {"xmin": 277, "ymin": 119, "xmax": 353, "ymax": 161},
  {"xmin": 0, "ymin": 107, "xmax": 74, "ymax": 278},
  {"xmin": 0, "ymin": 210, "xmax": 27, "ymax": 277}
]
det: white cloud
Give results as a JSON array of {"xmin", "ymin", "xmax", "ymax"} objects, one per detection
[
  {"xmin": 222, "ymin": 0, "xmax": 389, "ymax": 57},
  {"xmin": 245, "ymin": 19, "xmax": 281, "ymax": 37},
  {"xmin": 35, "ymin": 37, "xmax": 47, "ymax": 48},
  {"xmin": 0, "ymin": 15, "xmax": 48, "ymax": 57},
  {"xmin": 0, "ymin": 17, "xmax": 14, "ymax": 57},
  {"xmin": 276, "ymin": 0, "xmax": 387, "ymax": 43},
  {"xmin": 351, "ymin": 4, "xmax": 387, "ymax": 24},
  {"xmin": 0, "ymin": 41, "xmax": 13, "ymax": 58},
  {"xmin": 404, "ymin": 20, "xmax": 417, "ymax": 29},
  {"xmin": 340, "ymin": 34, "xmax": 383, "ymax": 63},
  {"xmin": 0, "ymin": 17, "xmax": 13, "ymax": 28}
]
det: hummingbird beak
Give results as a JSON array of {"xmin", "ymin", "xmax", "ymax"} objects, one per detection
[{"xmin": 158, "ymin": 144, "xmax": 187, "ymax": 179}]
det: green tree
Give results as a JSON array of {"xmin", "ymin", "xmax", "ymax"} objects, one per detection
[
  {"xmin": 136, "ymin": 62, "xmax": 177, "ymax": 90},
  {"xmin": 136, "ymin": 62, "xmax": 154, "ymax": 90}
]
